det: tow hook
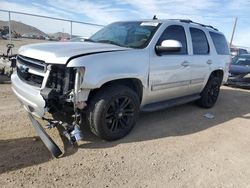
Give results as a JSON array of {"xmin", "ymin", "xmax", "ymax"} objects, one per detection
[{"xmin": 62, "ymin": 122, "xmax": 83, "ymax": 144}]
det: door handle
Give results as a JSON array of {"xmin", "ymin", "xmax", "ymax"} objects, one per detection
[
  {"xmin": 181, "ymin": 61, "xmax": 189, "ymax": 67},
  {"xmin": 207, "ymin": 60, "xmax": 212, "ymax": 65}
]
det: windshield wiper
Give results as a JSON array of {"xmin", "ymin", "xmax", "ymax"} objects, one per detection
[{"xmin": 95, "ymin": 40, "xmax": 124, "ymax": 47}]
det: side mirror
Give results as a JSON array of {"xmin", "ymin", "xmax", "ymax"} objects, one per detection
[{"xmin": 155, "ymin": 40, "xmax": 182, "ymax": 54}]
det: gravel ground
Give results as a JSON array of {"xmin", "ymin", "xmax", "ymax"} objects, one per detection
[{"xmin": 0, "ymin": 84, "xmax": 250, "ymax": 188}]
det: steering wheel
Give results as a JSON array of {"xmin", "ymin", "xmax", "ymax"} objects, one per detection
[{"xmin": 6, "ymin": 43, "xmax": 14, "ymax": 49}]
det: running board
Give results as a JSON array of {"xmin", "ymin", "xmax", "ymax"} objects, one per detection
[
  {"xmin": 142, "ymin": 94, "xmax": 200, "ymax": 112},
  {"xmin": 28, "ymin": 113, "xmax": 62, "ymax": 158}
]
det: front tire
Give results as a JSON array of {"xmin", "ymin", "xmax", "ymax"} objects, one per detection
[
  {"xmin": 197, "ymin": 75, "xmax": 222, "ymax": 108},
  {"xmin": 86, "ymin": 85, "xmax": 140, "ymax": 141}
]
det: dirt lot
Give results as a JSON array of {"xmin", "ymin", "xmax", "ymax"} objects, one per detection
[{"xmin": 1, "ymin": 84, "xmax": 250, "ymax": 188}]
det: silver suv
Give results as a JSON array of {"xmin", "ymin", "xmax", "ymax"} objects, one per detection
[{"xmin": 11, "ymin": 19, "xmax": 230, "ymax": 157}]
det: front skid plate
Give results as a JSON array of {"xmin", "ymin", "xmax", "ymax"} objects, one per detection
[{"xmin": 28, "ymin": 113, "xmax": 62, "ymax": 158}]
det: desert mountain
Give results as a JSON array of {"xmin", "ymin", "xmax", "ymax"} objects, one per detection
[{"xmin": 0, "ymin": 20, "xmax": 46, "ymax": 36}]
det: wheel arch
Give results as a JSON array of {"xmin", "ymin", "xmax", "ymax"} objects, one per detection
[
  {"xmin": 211, "ymin": 69, "xmax": 224, "ymax": 79},
  {"xmin": 88, "ymin": 78, "xmax": 144, "ymax": 103}
]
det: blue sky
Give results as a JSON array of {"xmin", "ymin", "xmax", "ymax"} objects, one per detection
[{"xmin": 0, "ymin": 0, "xmax": 250, "ymax": 46}]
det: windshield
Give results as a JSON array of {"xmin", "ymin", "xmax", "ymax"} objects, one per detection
[
  {"xmin": 232, "ymin": 56, "xmax": 250, "ymax": 66},
  {"xmin": 89, "ymin": 21, "xmax": 161, "ymax": 48}
]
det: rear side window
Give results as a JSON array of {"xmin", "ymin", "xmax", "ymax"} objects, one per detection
[
  {"xmin": 157, "ymin": 25, "xmax": 187, "ymax": 54},
  {"xmin": 190, "ymin": 28, "xmax": 209, "ymax": 55},
  {"xmin": 209, "ymin": 32, "xmax": 229, "ymax": 55}
]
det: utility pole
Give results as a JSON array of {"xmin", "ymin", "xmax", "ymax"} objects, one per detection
[
  {"xmin": 230, "ymin": 17, "xmax": 238, "ymax": 47},
  {"xmin": 62, "ymin": 28, "xmax": 64, "ymax": 39},
  {"xmin": 70, "ymin": 21, "xmax": 72, "ymax": 39},
  {"xmin": 8, "ymin": 11, "xmax": 12, "ymax": 43}
]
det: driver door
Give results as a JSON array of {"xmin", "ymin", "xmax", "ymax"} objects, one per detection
[{"xmin": 148, "ymin": 24, "xmax": 192, "ymax": 104}]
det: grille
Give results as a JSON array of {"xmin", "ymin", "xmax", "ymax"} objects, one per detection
[
  {"xmin": 17, "ymin": 66, "xmax": 43, "ymax": 87},
  {"xmin": 16, "ymin": 55, "xmax": 46, "ymax": 87},
  {"xmin": 16, "ymin": 55, "xmax": 74, "ymax": 91},
  {"xmin": 17, "ymin": 55, "xmax": 46, "ymax": 72}
]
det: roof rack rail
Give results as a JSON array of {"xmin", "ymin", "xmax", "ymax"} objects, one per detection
[{"xmin": 178, "ymin": 19, "xmax": 218, "ymax": 31}]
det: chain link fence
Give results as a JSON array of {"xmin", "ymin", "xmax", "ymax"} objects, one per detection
[
  {"xmin": 0, "ymin": 9, "xmax": 104, "ymax": 80},
  {"xmin": 0, "ymin": 9, "xmax": 104, "ymax": 54}
]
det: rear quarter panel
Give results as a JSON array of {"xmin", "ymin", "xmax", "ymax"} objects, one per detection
[{"xmin": 206, "ymin": 31, "xmax": 231, "ymax": 84}]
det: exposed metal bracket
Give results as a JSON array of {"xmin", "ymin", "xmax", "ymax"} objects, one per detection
[{"xmin": 28, "ymin": 113, "xmax": 63, "ymax": 158}]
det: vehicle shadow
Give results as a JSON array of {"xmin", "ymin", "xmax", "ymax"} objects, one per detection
[
  {"xmin": 0, "ymin": 136, "xmax": 51, "ymax": 174},
  {"xmin": 0, "ymin": 132, "xmax": 78, "ymax": 174},
  {"xmin": 77, "ymin": 87, "xmax": 250, "ymax": 149}
]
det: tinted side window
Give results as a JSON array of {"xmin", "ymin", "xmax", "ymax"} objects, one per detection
[
  {"xmin": 209, "ymin": 32, "xmax": 229, "ymax": 55},
  {"xmin": 190, "ymin": 28, "xmax": 209, "ymax": 55},
  {"xmin": 239, "ymin": 49, "xmax": 248, "ymax": 55},
  {"xmin": 157, "ymin": 25, "xmax": 187, "ymax": 54}
]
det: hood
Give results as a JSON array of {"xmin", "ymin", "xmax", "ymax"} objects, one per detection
[
  {"xmin": 230, "ymin": 64, "xmax": 250, "ymax": 75},
  {"xmin": 18, "ymin": 42, "xmax": 130, "ymax": 64}
]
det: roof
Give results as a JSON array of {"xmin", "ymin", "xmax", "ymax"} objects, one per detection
[{"xmin": 118, "ymin": 19, "xmax": 219, "ymax": 32}]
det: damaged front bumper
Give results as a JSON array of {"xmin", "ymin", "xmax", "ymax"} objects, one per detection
[
  {"xmin": 11, "ymin": 72, "xmax": 46, "ymax": 118},
  {"xmin": 11, "ymin": 55, "xmax": 88, "ymax": 157}
]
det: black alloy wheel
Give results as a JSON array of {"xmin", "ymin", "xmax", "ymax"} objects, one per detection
[
  {"xmin": 86, "ymin": 85, "xmax": 140, "ymax": 140},
  {"xmin": 105, "ymin": 96, "xmax": 135, "ymax": 133},
  {"xmin": 197, "ymin": 76, "xmax": 222, "ymax": 108}
]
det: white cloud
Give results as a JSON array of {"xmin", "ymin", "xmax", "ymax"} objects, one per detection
[
  {"xmin": 44, "ymin": 0, "xmax": 223, "ymax": 29},
  {"xmin": 227, "ymin": 0, "xmax": 250, "ymax": 11},
  {"xmin": 0, "ymin": 1, "xmax": 69, "ymax": 19},
  {"xmin": 0, "ymin": 1, "xmax": 102, "ymax": 36},
  {"xmin": 47, "ymin": 0, "xmax": 129, "ymax": 24},
  {"xmin": 0, "ymin": 0, "xmax": 249, "ymax": 46},
  {"xmin": 116, "ymin": 0, "xmax": 219, "ymax": 18},
  {"xmin": 31, "ymin": 2, "xmax": 75, "ymax": 18},
  {"xmin": 233, "ymin": 26, "xmax": 250, "ymax": 47}
]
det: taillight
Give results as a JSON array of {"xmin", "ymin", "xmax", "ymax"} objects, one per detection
[{"xmin": 226, "ymin": 59, "xmax": 232, "ymax": 72}]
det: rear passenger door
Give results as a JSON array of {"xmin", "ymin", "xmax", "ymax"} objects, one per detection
[{"xmin": 188, "ymin": 27, "xmax": 211, "ymax": 93}]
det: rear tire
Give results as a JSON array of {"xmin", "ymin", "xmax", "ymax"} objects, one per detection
[
  {"xmin": 197, "ymin": 75, "xmax": 222, "ymax": 108},
  {"xmin": 86, "ymin": 85, "xmax": 140, "ymax": 141}
]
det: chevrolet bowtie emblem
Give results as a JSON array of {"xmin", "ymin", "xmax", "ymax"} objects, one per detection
[{"xmin": 19, "ymin": 64, "xmax": 29, "ymax": 73}]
